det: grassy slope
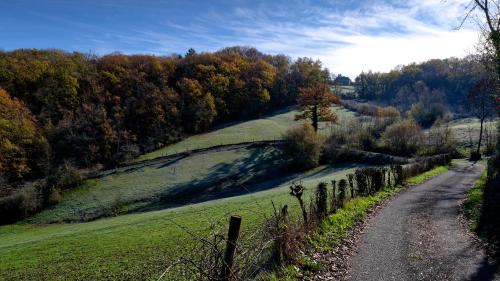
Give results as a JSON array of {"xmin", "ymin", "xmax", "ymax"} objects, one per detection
[
  {"xmin": 0, "ymin": 165, "xmax": 357, "ymax": 281},
  {"xmin": 449, "ymin": 118, "xmax": 497, "ymax": 148},
  {"xmin": 27, "ymin": 146, "xmax": 281, "ymax": 224},
  {"xmin": 0, "ymin": 106, "xmax": 360, "ymax": 279},
  {"xmin": 137, "ymin": 106, "xmax": 353, "ymax": 161},
  {"xmin": 25, "ymin": 106, "xmax": 353, "ymax": 224}
]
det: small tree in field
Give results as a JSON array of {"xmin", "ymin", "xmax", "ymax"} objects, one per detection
[
  {"xmin": 295, "ymin": 83, "xmax": 340, "ymax": 131},
  {"xmin": 282, "ymin": 124, "xmax": 322, "ymax": 170}
]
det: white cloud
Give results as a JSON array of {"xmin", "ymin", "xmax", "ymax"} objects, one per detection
[
  {"xmin": 133, "ymin": 0, "xmax": 480, "ymax": 78},
  {"xmin": 240, "ymin": 0, "xmax": 480, "ymax": 78},
  {"xmin": 318, "ymin": 29, "xmax": 478, "ymax": 78}
]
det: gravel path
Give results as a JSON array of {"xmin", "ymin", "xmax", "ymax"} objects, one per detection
[{"xmin": 350, "ymin": 162, "xmax": 500, "ymax": 281}]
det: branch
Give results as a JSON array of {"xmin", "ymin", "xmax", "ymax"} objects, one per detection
[
  {"xmin": 475, "ymin": 0, "xmax": 497, "ymax": 32},
  {"xmin": 458, "ymin": 2, "xmax": 479, "ymax": 29}
]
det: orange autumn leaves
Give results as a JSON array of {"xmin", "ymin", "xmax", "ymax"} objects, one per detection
[
  {"xmin": 0, "ymin": 89, "xmax": 47, "ymax": 181},
  {"xmin": 295, "ymin": 83, "xmax": 340, "ymax": 131}
]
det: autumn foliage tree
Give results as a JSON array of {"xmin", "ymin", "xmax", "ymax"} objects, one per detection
[
  {"xmin": 295, "ymin": 83, "xmax": 340, "ymax": 131},
  {"xmin": 0, "ymin": 89, "xmax": 48, "ymax": 182}
]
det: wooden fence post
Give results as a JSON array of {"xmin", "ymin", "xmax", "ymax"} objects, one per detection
[{"xmin": 221, "ymin": 215, "xmax": 242, "ymax": 281}]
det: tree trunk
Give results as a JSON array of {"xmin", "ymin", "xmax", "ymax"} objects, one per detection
[
  {"xmin": 477, "ymin": 116, "xmax": 485, "ymax": 157},
  {"xmin": 312, "ymin": 103, "xmax": 318, "ymax": 132}
]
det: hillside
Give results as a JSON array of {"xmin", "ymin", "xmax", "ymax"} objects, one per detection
[
  {"xmin": 137, "ymin": 106, "xmax": 353, "ymax": 161},
  {"xmin": 0, "ymin": 104, "xmax": 363, "ymax": 279},
  {"xmin": 25, "ymin": 106, "xmax": 351, "ymax": 223}
]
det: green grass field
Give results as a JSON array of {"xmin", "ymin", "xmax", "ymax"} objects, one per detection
[
  {"xmin": 27, "ymin": 146, "xmax": 284, "ymax": 224},
  {"xmin": 136, "ymin": 106, "xmax": 353, "ymax": 161},
  {"xmin": 0, "ymin": 105, "xmax": 361, "ymax": 280},
  {"xmin": 448, "ymin": 118, "xmax": 498, "ymax": 148},
  {"xmin": 0, "ymin": 164, "xmax": 357, "ymax": 281},
  {"xmin": 29, "ymin": 106, "xmax": 357, "ymax": 224}
]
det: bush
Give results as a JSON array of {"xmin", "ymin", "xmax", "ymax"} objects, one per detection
[
  {"xmin": 48, "ymin": 161, "xmax": 83, "ymax": 190},
  {"xmin": 282, "ymin": 124, "xmax": 322, "ymax": 170},
  {"xmin": 315, "ymin": 182, "xmax": 328, "ymax": 220},
  {"xmin": 326, "ymin": 116, "xmax": 378, "ymax": 152},
  {"xmin": 483, "ymin": 123, "xmax": 498, "ymax": 156},
  {"xmin": 410, "ymin": 102, "xmax": 448, "ymax": 128},
  {"xmin": 0, "ymin": 185, "xmax": 43, "ymax": 225},
  {"xmin": 357, "ymin": 128, "xmax": 377, "ymax": 150},
  {"xmin": 377, "ymin": 106, "xmax": 401, "ymax": 120},
  {"xmin": 381, "ymin": 119, "xmax": 423, "ymax": 155}
]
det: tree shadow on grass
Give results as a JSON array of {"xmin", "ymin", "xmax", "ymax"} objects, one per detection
[{"xmin": 136, "ymin": 147, "xmax": 357, "ymax": 212}]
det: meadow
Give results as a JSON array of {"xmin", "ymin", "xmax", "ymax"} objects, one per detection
[
  {"xmin": 0, "ymin": 106, "xmax": 359, "ymax": 280},
  {"xmin": 0, "ymin": 165, "xmax": 357, "ymax": 280}
]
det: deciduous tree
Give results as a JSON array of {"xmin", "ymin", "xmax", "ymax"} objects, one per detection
[
  {"xmin": 0, "ymin": 89, "xmax": 48, "ymax": 182},
  {"xmin": 295, "ymin": 83, "xmax": 340, "ymax": 131}
]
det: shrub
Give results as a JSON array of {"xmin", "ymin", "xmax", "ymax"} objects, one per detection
[
  {"xmin": 357, "ymin": 128, "xmax": 377, "ymax": 150},
  {"xmin": 326, "ymin": 116, "xmax": 377, "ymax": 152},
  {"xmin": 483, "ymin": 123, "xmax": 497, "ymax": 156},
  {"xmin": 410, "ymin": 102, "xmax": 448, "ymax": 127},
  {"xmin": 381, "ymin": 119, "xmax": 423, "ymax": 155},
  {"xmin": 377, "ymin": 106, "xmax": 401, "ymax": 120},
  {"xmin": 0, "ymin": 185, "xmax": 42, "ymax": 225},
  {"xmin": 330, "ymin": 180, "xmax": 337, "ymax": 212},
  {"xmin": 315, "ymin": 182, "xmax": 328, "ymax": 220},
  {"xmin": 355, "ymin": 170, "xmax": 369, "ymax": 195},
  {"xmin": 282, "ymin": 124, "xmax": 322, "ymax": 170},
  {"xmin": 337, "ymin": 179, "xmax": 347, "ymax": 208},
  {"xmin": 48, "ymin": 161, "xmax": 83, "ymax": 190}
]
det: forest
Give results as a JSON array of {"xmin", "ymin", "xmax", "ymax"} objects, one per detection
[
  {"xmin": 354, "ymin": 58, "xmax": 483, "ymax": 115},
  {"xmin": 0, "ymin": 47, "xmax": 330, "ymax": 187}
]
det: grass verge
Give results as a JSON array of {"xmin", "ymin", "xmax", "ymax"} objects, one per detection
[
  {"xmin": 464, "ymin": 170, "xmax": 488, "ymax": 231},
  {"xmin": 406, "ymin": 165, "xmax": 449, "ymax": 185}
]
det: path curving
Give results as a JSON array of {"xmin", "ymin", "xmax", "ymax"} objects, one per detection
[{"xmin": 351, "ymin": 162, "xmax": 500, "ymax": 281}]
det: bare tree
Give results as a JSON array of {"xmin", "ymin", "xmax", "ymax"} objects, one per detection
[
  {"xmin": 469, "ymin": 77, "xmax": 496, "ymax": 158},
  {"xmin": 464, "ymin": 1, "xmax": 500, "ymax": 112}
]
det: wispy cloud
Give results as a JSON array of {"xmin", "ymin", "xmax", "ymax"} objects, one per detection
[
  {"xmin": 128, "ymin": 0, "xmax": 478, "ymax": 78},
  {"xmin": 1, "ymin": 0, "xmax": 478, "ymax": 78}
]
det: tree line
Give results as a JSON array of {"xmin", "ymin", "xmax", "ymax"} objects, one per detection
[
  {"xmin": 354, "ymin": 57, "xmax": 483, "ymax": 115},
  {"xmin": 0, "ymin": 47, "xmax": 331, "ymax": 185}
]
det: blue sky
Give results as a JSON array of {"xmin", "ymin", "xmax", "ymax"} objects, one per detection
[{"xmin": 0, "ymin": 0, "xmax": 478, "ymax": 78}]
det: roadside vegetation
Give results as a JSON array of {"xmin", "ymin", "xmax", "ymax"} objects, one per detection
[
  {"xmin": 406, "ymin": 166, "xmax": 450, "ymax": 185},
  {"xmin": 465, "ymin": 170, "xmax": 488, "ymax": 232}
]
